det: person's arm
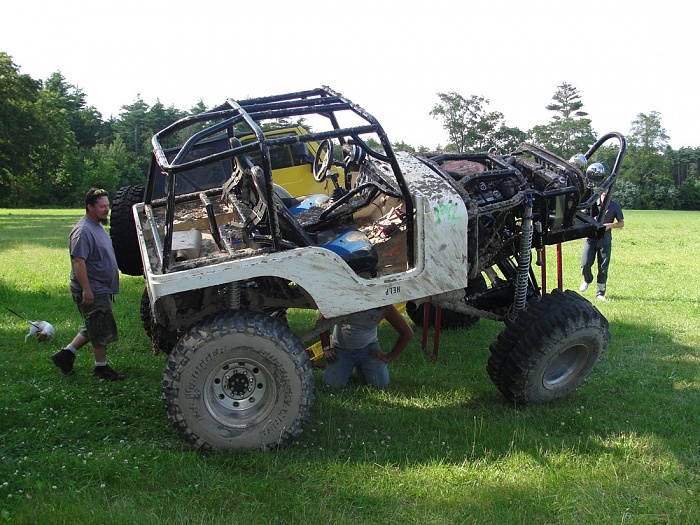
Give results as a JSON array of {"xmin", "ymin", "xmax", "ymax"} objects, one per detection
[
  {"xmin": 371, "ymin": 305, "xmax": 413, "ymax": 363},
  {"xmin": 605, "ymin": 205, "xmax": 625, "ymax": 231},
  {"xmin": 604, "ymin": 218, "xmax": 624, "ymax": 231},
  {"xmin": 71, "ymin": 257, "xmax": 94, "ymax": 306},
  {"xmin": 318, "ymin": 312, "xmax": 337, "ymax": 363}
]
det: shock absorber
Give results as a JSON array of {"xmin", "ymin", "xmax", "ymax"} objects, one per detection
[
  {"xmin": 227, "ymin": 282, "xmax": 241, "ymax": 310},
  {"xmin": 514, "ymin": 198, "xmax": 534, "ymax": 311}
]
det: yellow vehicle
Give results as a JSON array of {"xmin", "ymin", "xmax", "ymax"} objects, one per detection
[
  {"xmin": 240, "ymin": 126, "xmax": 345, "ymax": 198},
  {"xmin": 112, "ymin": 125, "xmax": 345, "ymax": 276}
]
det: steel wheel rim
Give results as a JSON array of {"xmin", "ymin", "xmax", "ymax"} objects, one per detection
[
  {"xmin": 543, "ymin": 343, "xmax": 589, "ymax": 389},
  {"xmin": 204, "ymin": 354, "xmax": 274, "ymax": 428}
]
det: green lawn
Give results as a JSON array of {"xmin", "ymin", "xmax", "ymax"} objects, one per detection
[{"xmin": 1, "ymin": 209, "xmax": 699, "ymax": 524}]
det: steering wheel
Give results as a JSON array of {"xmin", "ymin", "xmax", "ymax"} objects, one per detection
[
  {"xmin": 318, "ymin": 181, "xmax": 384, "ymax": 222},
  {"xmin": 313, "ymin": 139, "xmax": 335, "ymax": 183}
]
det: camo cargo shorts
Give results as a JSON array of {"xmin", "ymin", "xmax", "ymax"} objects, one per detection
[{"xmin": 71, "ymin": 291, "xmax": 119, "ymax": 347}]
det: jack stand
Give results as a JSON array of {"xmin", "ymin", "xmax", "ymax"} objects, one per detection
[{"xmin": 421, "ymin": 304, "xmax": 442, "ymax": 362}]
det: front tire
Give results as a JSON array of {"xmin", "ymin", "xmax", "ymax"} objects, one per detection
[
  {"xmin": 487, "ymin": 289, "xmax": 609, "ymax": 405},
  {"xmin": 162, "ymin": 311, "xmax": 314, "ymax": 450}
]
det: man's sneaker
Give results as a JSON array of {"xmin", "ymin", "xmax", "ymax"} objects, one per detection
[
  {"xmin": 579, "ymin": 281, "xmax": 589, "ymax": 292},
  {"xmin": 52, "ymin": 349, "xmax": 76, "ymax": 375},
  {"xmin": 596, "ymin": 293, "xmax": 607, "ymax": 301},
  {"xmin": 93, "ymin": 364, "xmax": 126, "ymax": 381}
]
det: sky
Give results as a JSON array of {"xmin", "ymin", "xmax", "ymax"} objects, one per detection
[{"xmin": 2, "ymin": 0, "xmax": 697, "ymax": 150}]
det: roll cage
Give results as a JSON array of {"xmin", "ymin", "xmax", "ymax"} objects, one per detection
[{"xmin": 146, "ymin": 87, "xmax": 415, "ymax": 272}]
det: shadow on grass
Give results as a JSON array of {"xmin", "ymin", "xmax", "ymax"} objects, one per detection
[{"xmin": 280, "ymin": 317, "xmax": 700, "ymax": 474}]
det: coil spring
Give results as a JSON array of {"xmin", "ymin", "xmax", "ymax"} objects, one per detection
[
  {"xmin": 227, "ymin": 282, "xmax": 241, "ymax": 310},
  {"xmin": 514, "ymin": 200, "xmax": 533, "ymax": 311}
]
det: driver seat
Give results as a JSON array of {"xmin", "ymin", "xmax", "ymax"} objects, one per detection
[
  {"xmin": 273, "ymin": 195, "xmax": 378, "ymax": 276},
  {"xmin": 319, "ymin": 228, "xmax": 378, "ymax": 277}
]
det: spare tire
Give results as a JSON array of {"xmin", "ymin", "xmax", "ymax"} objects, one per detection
[{"xmin": 110, "ymin": 185, "xmax": 144, "ymax": 276}]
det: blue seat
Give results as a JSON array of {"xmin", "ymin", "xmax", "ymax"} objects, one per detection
[
  {"xmin": 275, "ymin": 193, "xmax": 377, "ymax": 276},
  {"xmin": 285, "ymin": 194, "xmax": 330, "ymax": 216},
  {"xmin": 320, "ymin": 229, "xmax": 378, "ymax": 276}
]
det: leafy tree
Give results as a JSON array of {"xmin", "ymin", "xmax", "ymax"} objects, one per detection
[
  {"xmin": 624, "ymin": 111, "xmax": 673, "ymax": 208},
  {"xmin": 116, "ymin": 95, "xmax": 151, "ymax": 158},
  {"xmin": 111, "ymin": 96, "xmax": 186, "ymax": 178},
  {"xmin": 146, "ymin": 99, "xmax": 186, "ymax": 147},
  {"xmin": 629, "ymin": 111, "xmax": 669, "ymax": 152},
  {"xmin": 88, "ymin": 137, "xmax": 143, "ymax": 192},
  {"xmin": 430, "ymin": 92, "xmax": 508, "ymax": 153},
  {"xmin": 190, "ymin": 99, "xmax": 208, "ymax": 115},
  {"xmin": 0, "ymin": 52, "xmax": 42, "ymax": 205},
  {"xmin": 43, "ymin": 72, "xmax": 102, "ymax": 149},
  {"xmin": 528, "ymin": 82, "xmax": 596, "ymax": 158},
  {"xmin": 678, "ymin": 177, "xmax": 700, "ymax": 210},
  {"xmin": 27, "ymin": 88, "xmax": 82, "ymax": 205},
  {"xmin": 609, "ymin": 179, "xmax": 640, "ymax": 209},
  {"xmin": 392, "ymin": 141, "xmax": 415, "ymax": 152},
  {"xmin": 364, "ymin": 137, "xmax": 382, "ymax": 153},
  {"xmin": 665, "ymin": 146, "xmax": 700, "ymax": 187},
  {"xmin": 492, "ymin": 125, "xmax": 527, "ymax": 154}
]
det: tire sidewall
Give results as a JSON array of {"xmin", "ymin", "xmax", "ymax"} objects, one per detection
[
  {"xmin": 164, "ymin": 312, "xmax": 313, "ymax": 450},
  {"xmin": 488, "ymin": 289, "xmax": 609, "ymax": 405},
  {"xmin": 110, "ymin": 185, "xmax": 144, "ymax": 276},
  {"xmin": 516, "ymin": 325, "xmax": 606, "ymax": 404}
]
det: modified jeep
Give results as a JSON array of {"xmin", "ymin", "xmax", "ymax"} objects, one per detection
[{"xmin": 112, "ymin": 86, "xmax": 626, "ymax": 450}]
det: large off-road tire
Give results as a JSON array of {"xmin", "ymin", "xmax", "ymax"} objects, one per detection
[
  {"xmin": 110, "ymin": 185, "xmax": 145, "ymax": 276},
  {"xmin": 407, "ymin": 274, "xmax": 487, "ymax": 329},
  {"xmin": 487, "ymin": 289, "xmax": 609, "ymax": 405},
  {"xmin": 140, "ymin": 288, "xmax": 152, "ymax": 336},
  {"xmin": 162, "ymin": 310, "xmax": 314, "ymax": 450},
  {"xmin": 139, "ymin": 288, "xmax": 175, "ymax": 354}
]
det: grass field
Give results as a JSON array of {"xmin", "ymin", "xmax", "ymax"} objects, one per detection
[{"xmin": 1, "ymin": 209, "xmax": 699, "ymax": 524}]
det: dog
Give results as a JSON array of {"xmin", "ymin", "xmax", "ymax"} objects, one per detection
[{"xmin": 25, "ymin": 321, "xmax": 55, "ymax": 343}]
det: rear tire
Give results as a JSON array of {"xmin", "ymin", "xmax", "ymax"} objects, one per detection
[
  {"xmin": 110, "ymin": 185, "xmax": 145, "ymax": 276},
  {"xmin": 162, "ymin": 311, "xmax": 314, "ymax": 450},
  {"xmin": 140, "ymin": 289, "xmax": 175, "ymax": 354},
  {"xmin": 487, "ymin": 289, "xmax": 609, "ymax": 405}
]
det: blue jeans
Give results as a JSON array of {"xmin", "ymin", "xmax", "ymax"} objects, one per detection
[{"xmin": 323, "ymin": 342, "xmax": 389, "ymax": 389}]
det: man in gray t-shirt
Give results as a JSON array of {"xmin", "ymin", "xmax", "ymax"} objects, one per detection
[
  {"xmin": 52, "ymin": 188, "xmax": 125, "ymax": 381},
  {"xmin": 69, "ymin": 214, "xmax": 119, "ymax": 295}
]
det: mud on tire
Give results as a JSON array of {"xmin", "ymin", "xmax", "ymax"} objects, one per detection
[
  {"xmin": 487, "ymin": 289, "xmax": 609, "ymax": 405},
  {"xmin": 162, "ymin": 310, "xmax": 314, "ymax": 450},
  {"xmin": 110, "ymin": 185, "xmax": 144, "ymax": 276}
]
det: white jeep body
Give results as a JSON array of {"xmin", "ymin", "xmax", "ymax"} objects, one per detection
[
  {"xmin": 116, "ymin": 86, "xmax": 626, "ymax": 451},
  {"xmin": 134, "ymin": 151, "xmax": 468, "ymax": 321}
]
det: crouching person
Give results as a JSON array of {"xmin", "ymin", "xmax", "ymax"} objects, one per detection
[{"xmin": 320, "ymin": 305, "xmax": 413, "ymax": 389}]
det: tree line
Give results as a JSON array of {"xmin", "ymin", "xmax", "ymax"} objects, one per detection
[
  {"xmin": 424, "ymin": 84, "xmax": 700, "ymax": 210},
  {"xmin": 2, "ymin": 52, "xmax": 699, "ymax": 210}
]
